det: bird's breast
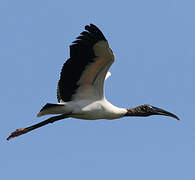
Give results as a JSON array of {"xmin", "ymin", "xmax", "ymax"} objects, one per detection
[{"xmin": 70, "ymin": 99, "xmax": 127, "ymax": 120}]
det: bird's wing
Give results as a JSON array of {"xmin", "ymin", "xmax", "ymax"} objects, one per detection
[{"xmin": 57, "ymin": 24, "xmax": 114, "ymax": 103}]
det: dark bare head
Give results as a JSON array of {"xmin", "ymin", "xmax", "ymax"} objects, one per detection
[{"xmin": 125, "ymin": 104, "xmax": 179, "ymax": 120}]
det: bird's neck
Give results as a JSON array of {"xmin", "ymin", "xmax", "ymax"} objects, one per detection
[{"xmin": 125, "ymin": 105, "xmax": 151, "ymax": 117}]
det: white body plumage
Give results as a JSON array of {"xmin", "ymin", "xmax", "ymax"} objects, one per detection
[{"xmin": 38, "ymin": 98, "xmax": 127, "ymax": 120}]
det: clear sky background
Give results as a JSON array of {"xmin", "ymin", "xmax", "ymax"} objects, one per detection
[{"xmin": 1, "ymin": 0, "xmax": 194, "ymax": 179}]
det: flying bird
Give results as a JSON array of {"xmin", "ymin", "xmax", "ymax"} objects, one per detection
[{"xmin": 7, "ymin": 24, "xmax": 179, "ymax": 140}]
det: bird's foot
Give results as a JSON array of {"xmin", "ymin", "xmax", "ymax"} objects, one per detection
[{"xmin": 7, "ymin": 128, "xmax": 27, "ymax": 141}]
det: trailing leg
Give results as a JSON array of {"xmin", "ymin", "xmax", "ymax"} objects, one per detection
[{"xmin": 7, "ymin": 113, "xmax": 70, "ymax": 141}]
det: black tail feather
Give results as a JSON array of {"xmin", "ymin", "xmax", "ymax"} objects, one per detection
[{"xmin": 40, "ymin": 103, "xmax": 64, "ymax": 112}]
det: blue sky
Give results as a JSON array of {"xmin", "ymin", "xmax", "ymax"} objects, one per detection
[{"xmin": 1, "ymin": 0, "xmax": 195, "ymax": 179}]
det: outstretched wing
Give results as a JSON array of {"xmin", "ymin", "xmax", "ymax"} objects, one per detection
[{"xmin": 57, "ymin": 24, "xmax": 114, "ymax": 103}]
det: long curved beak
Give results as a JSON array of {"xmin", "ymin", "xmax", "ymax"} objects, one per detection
[{"xmin": 150, "ymin": 105, "xmax": 180, "ymax": 120}]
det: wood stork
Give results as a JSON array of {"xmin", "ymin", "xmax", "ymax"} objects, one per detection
[{"xmin": 7, "ymin": 24, "xmax": 179, "ymax": 140}]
